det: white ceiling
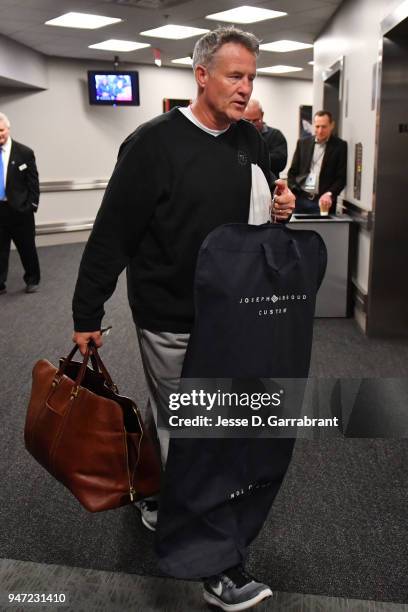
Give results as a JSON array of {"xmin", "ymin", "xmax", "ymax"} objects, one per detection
[{"xmin": 0, "ymin": 0, "xmax": 343, "ymax": 80}]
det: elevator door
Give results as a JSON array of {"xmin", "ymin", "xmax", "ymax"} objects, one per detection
[{"xmin": 368, "ymin": 18, "xmax": 408, "ymax": 336}]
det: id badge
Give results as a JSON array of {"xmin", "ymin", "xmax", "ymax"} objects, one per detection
[{"xmin": 304, "ymin": 172, "xmax": 317, "ymax": 191}]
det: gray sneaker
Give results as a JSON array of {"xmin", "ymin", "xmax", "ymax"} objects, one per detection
[
  {"xmin": 134, "ymin": 496, "xmax": 158, "ymax": 531},
  {"xmin": 203, "ymin": 566, "xmax": 272, "ymax": 611},
  {"xmin": 25, "ymin": 284, "xmax": 39, "ymax": 293}
]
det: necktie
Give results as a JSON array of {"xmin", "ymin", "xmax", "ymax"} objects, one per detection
[{"xmin": 0, "ymin": 147, "xmax": 5, "ymax": 200}]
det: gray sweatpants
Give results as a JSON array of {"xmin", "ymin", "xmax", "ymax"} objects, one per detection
[{"xmin": 136, "ymin": 327, "xmax": 190, "ymax": 465}]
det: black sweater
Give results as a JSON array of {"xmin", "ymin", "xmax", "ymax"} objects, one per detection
[{"xmin": 73, "ymin": 108, "xmax": 273, "ymax": 333}]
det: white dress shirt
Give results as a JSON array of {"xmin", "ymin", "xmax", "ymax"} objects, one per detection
[
  {"xmin": 310, "ymin": 140, "xmax": 327, "ymax": 194},
  {"xmin": 1, "ymin": 137, "xmax": 12, "ymax": 200}
]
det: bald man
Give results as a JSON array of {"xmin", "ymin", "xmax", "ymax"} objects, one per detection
[{"xmin": 243, "ymin": 99, "xmax": 288, "ymax": 176}]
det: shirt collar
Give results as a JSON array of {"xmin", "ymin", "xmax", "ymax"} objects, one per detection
[
  {"xmin": 1, "ymin": 137, "xmax": 12, "ymax": 154},
  {"xmin": 315, "ymin": 137, "xmax": 329, "ymax": 145},
  {"xmin": 179, "ymin": 106, "xmax": 229, "ymax": 136}
]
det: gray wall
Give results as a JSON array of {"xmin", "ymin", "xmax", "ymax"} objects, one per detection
[
  {"xmin": 313, "ymin": 0, "xmax": 403, "ymax": 302},
  {"xmin": 0, "ymin": 41, "xmax": 312, "ymax": 228},
  {"xmin": 0, "ymin": 33, "xmax": 47, "ymax": 89}
]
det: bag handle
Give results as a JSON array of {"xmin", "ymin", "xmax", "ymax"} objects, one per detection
[
  {"xmin": 59, "ymin": 344, "xmax": 103, "ymax": 375},
  {"xmin": 53, "ymin": 344, "xmax": 82, "ymax": 386},
  {"xmin": 52, "ymin": 343, "xmax": 118, "ymax": 399},
  {"xmin": 261, "ymin": 239, "xmax": 301, "ymax": 276},
  {"xmin": 88, "ymin": 343, "xmax": 118, "ymax": 392},
  {"xmin": 70, "ymin": 347, "xmax": 94, "ymax": 399}
]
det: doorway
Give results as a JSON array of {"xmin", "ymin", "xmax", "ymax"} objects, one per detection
[
  {"xmin": 323, "ymin": 59, "xmax": 343, "ymax": 133},
  {"xmin": 368, "ymin": 16, "xmax": 408, "ymax": 336}
]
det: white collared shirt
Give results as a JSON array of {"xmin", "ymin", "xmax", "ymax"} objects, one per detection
[
  {"xmin": 309, "ymin": 139, "xmax": 327, "ymax": 194},
  {"xmin": 178, "ymin": 106, "xmax": 228, "ymax": 137},
  {"xmin": 1, "ymin": 137, "xmax": 12, "ymax": 194}
]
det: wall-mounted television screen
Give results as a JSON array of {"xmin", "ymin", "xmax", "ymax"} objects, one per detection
[{"xmin": 87, "ymin": 71, "xmax": 140, "ymax": 106}]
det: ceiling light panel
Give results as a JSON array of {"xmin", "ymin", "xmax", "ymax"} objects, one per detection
[
  {"xmin": 260, "ymin": 40, "xmax": 313, "ymax": 53},
  {"xmin": 140, "ymin": 25, "xmax": 209, "ymax": 39},
  {"xmin": 206, "ymin": 6, "xmax": 287, "ymax": 24},
  {"xmin": 257, "ymin": 65, "xmax": 303, "ymax": 74},
  {"xmin": 45, "ymin": 12, "xmax": 121, "ymax": 29},
  {"xmin": 89, "ymin": 39, "xmax": 150, "ymax": 51},
  {"xmin": 171, "ymin": 57, "xmax": 193, "ymax": 65}
]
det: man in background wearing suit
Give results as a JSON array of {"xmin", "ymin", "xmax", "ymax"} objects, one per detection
[
  {"xmin": 243, "ymin": 98, "xmax": 288, "ymax": 177},
  {"xmin": 0, "ymin": 112, "xmax": 40, "ymax": 294},
  {"xmin": 288, "ymin": 110, "xmax": 347, "ymax": 214}
]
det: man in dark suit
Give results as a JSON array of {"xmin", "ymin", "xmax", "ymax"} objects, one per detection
[
  {"xmin": 243, "ymin": 99, "xmax": 288, "ymax": 177},
  {"xmin": 0, "ymin": 112, "xmax": 40, "ymax": 294},
  {"xmin": 288, "ymin": 110, "xmax": 347, "ymax": 214}
]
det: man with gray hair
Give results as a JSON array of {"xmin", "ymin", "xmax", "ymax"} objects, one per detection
[
  {"xmin": 72, "ymin": 26, "xmax": 295, "ymax": 610},
  {"xmin": 0, "ymin": 112, "xmax": 40, "ymax": 294},
  {"xmin": 243, "ymin": 98, "xmax": 288, "ymax": 176}
]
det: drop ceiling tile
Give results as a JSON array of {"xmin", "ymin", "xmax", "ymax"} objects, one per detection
[{"xmin": 0, "ymin": 0, "xmax": 343, "ymax": 80}]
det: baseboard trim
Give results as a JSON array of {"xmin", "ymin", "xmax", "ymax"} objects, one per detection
[{"xmin": 36, "ymin": 220, "xmax": 94, "ymax": 235}]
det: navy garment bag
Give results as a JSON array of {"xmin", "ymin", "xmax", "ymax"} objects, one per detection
[{"xmin": 156, "ymin": 223, "xmax": 327, "ymax": 579}]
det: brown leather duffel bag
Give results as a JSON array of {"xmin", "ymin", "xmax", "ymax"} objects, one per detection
[{"xmin": 24, "ymin": 344, "xmax": 161, "ymax": 512}]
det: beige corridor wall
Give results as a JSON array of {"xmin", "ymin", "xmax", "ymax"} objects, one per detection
[
  {"xmin": 0, "ymin": 52, "xmax": 311, "ymax": 228},
  {"xmin": 313, "ymin": 0, "xmax": 404, "ymax": 299}
]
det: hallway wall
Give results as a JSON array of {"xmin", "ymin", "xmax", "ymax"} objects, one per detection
[
  {"xmin": 0, "ymin": 44, "xmax": 312, "ymax": 228},
  {"xmin": 0, "ymin": 33, "xmax": 47, "ymax": 89},
  {"xmin": 313, "ymin": 0, "xmax": 404, "ymax": 305}
]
